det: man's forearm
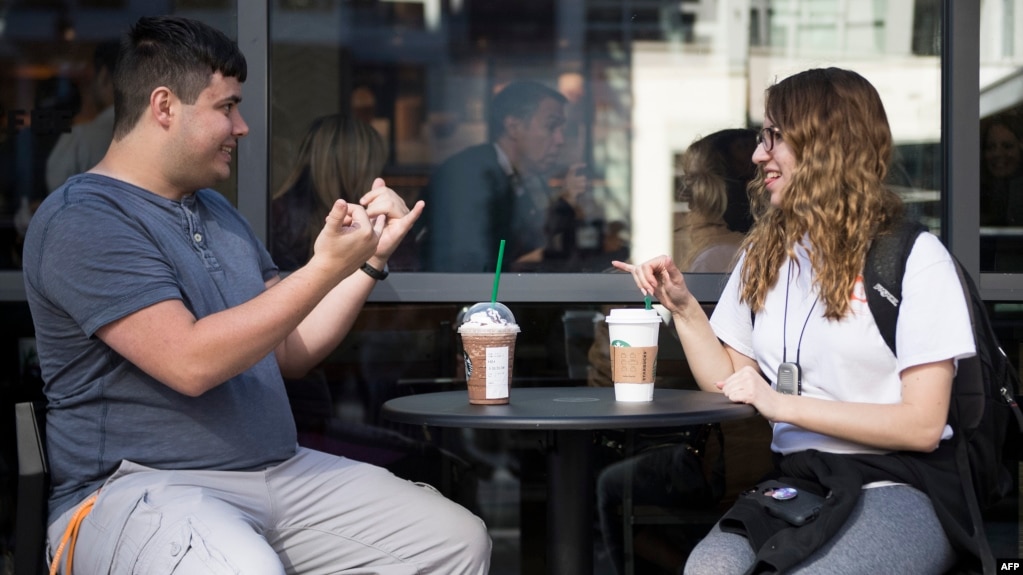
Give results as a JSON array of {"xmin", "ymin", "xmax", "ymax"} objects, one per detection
[{"xmin": 276, "ymin": 261, "xmax": 379, "ymax": 377}]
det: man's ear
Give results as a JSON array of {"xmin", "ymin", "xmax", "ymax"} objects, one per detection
[
  {"xmin": 503, "ymin": 115, "xmax": 524, "ymax": 139},
  {"xmin": 150, "ymin": 86, "xmax": 174, "ymax": 128}
]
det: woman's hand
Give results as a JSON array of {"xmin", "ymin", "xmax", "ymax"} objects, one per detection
[
  {"xmin": 716, "ymin": 366, "xmax": 782, "ymax": 417},
  {"xmin": 611, "ymin": 255, "xmax": 694, "ymax": 315}
]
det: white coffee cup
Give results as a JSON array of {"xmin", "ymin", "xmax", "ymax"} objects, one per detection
[{"xmin": 605, "ymin": 308, "xmax": 661, "ymax": 401}]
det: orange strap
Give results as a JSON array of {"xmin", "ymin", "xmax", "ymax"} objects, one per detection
[{"xmin": 49, "ymin": 491, "xmax": 98, "ymax": 575}]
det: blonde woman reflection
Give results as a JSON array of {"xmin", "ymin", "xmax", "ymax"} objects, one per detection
[
  {"xmin": 674, "ymin": 129, "xmax": 757, "ymax": 273},
  {"xmin": 591, "ymin": 128, "xmax": 758, "ymax": 390},
  {"xmin": 271, "ymin": 113, "xmax": 388, "ymax": 270}
]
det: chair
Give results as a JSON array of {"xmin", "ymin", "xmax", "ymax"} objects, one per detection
[
  {"xmin": 14, "ymin": 401, "xmax": 48, "ymax": 575},
  {"xmin": 619, "ymin": 426, "xmax": 724, "ymax": 575},
  {"xmin": 620, "ymin": 417, "xmax": 775, "ymax": 575}
]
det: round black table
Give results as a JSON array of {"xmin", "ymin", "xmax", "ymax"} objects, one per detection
[{"xmin": 382, "ymin": 387, "xmax": 757, "ymax": 575}]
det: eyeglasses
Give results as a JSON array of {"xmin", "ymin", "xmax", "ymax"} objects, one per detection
[{"xmin": 756, "ymin": 127, "xmax": 782, "ymax": 152}]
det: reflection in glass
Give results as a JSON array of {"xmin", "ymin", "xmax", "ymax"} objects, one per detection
[
  {"xmin": 980, "ymin": 0, "xmax": 1023, "ymax": 271},
  {"xmin": 420, "ymin": 80, "xmax": 611, "ymax": 272},
  {"xmin": 0, "ymin": 4, "xmax": 239, "ymax": 271},
  {"xmin": 980, "ymin": 114, "xmax": 1023, "ymax": 227},
  {"xmin": 673, "ymin": 129, "xmax": 756, "ymax": 274},
  {"xmin": 266, "ymin": 1, "xmax": 943, "ymax": 277},
  {"xmin": 271, "ymin": 114, "xmax": 390, "ymax": 271}
]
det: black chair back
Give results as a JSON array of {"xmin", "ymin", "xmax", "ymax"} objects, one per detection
[{"xmin": 14, "ymin": 401, "xmax": 48, "ymax": 575}]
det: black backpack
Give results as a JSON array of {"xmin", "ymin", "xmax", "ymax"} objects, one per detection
[{"xmin": 863, "ymin": 219, "xmax": 1023, "ymax": 516}]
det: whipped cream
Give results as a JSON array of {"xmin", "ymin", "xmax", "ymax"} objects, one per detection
[{"xmin": 459, "ymin": 307, "xmax": 519, "ymax": 334}]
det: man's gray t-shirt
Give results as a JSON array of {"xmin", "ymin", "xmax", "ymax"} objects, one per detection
[{"xmin": 23, "ymin": 174, "xmax": 298, "ymax": 522}]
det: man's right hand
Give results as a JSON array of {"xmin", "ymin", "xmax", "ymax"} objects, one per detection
[
  {"xmin": 310, "ymin": 199, "xmax": 381, "ymax": 281},
  {"xmin": 562, "ymin": 162, "xmax": 588, "ymax": 207},
  {"xmin": 360, "ymin": 177, "xmax": 425, "ymax": 265}
]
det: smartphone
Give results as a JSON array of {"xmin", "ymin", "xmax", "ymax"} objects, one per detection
[
  {"xmin": 747, "ymin": 480, "xmax": 825, "ymax": 526},
  {"xmin": 776, "ymin": 362, "xmax": 801, "ymax": 395}
]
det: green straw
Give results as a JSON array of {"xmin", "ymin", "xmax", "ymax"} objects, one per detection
[
  {"xmin": 644, "ymin": 294, "xmax": 652, "ymax": 310},
  {"xmin": 491, "ymin": 239, "xmax": 506, "ymax": 308}
]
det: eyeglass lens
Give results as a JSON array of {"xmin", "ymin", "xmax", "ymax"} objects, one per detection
[{"xmin": 757, "ymin": 128, "xmax": 776, "ymax": 152}]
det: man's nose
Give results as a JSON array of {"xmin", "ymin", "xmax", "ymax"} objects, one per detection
[{"xmin": 233, "ymin": 110, "xmax": 250, "ymax": 137}]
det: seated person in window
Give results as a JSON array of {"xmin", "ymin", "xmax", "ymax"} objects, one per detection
[
  {"xmin": 673, "ymin": 129, "xmax": 757, "ymax": 273},
  {"xmin": 422, "ymin": 80, "xmax": 592, "ymax": 271},
  {"xmin": 979, "ymin": 113, "xmax": 1023, "ymax": 227},
  {"xmin": 270, "ymin": 113, "xmax": 387, "ymax": 270},
  {"xmin": 46, "ymin": 39, "xmax": 120, "ymax": 193}
]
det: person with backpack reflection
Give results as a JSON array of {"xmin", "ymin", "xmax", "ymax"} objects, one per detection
[{"xmin": 614, "ymin": 68, "xmax": 990, "ymax": 574}]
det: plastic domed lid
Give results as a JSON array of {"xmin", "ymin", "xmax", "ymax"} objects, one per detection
[{"xmin": 458, "ymin": 302, "xmax": 519, "ymax": 332}]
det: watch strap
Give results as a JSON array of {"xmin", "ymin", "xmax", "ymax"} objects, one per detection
[{"xmin": 360, "ymin": 261, "xmax": 389, "ymax": 280}]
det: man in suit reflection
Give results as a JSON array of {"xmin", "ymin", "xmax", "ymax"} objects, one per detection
[{"xmin": 424, "ymin": 80, "xmax": 587, "ymax": 272}]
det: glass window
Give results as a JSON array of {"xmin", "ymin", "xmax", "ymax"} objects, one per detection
[
  {"xmin": 979, "ymin": 0, "xmax": 1023, "ymax": 271},
  {"xmin": 0, "ymin": 4, "xmax": 239, "ymax": 272},
  {"xmin": 268, "ymin": 1, "xmax": 943, "ymax": 275}
]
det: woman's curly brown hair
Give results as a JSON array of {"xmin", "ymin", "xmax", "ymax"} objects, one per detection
[{"xmin": 739, "ymin": 68, "xmax": 904, "ymax": 320}]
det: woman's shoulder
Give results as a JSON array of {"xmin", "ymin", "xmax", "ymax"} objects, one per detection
[
  {"xmin": 901, "ymin": 229, "xmax": 963, "ymax": 293},
  {"xmin": 906, "ymin": 229, "xmax": 953, "ymax": 266}
]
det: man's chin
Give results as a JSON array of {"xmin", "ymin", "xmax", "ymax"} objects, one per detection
[
  {"xmin": 191, "ymin": 173, "xmax": 230, "ymax": 192},
  {"xmin": 212, "ymin": 166, "xmax": 233, "ymax": 184}
]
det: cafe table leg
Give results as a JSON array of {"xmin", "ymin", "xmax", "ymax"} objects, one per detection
[{"xmin": 547, "ymin": 429, "xmax": 593, "ymax": 575}]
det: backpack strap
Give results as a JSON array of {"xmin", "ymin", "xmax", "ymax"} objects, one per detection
[{"xmin": 862, "ymin": 220, "xmax": 928, "ymax": 357}]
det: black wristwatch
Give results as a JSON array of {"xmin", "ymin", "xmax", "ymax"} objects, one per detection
[{"xmin": 360, "ymin": 261, "xmax": 389, "ymax": 280}]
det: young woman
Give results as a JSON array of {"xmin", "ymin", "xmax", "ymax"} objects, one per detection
[
  {"xmin": 271, "ymin": 113, "xmax": 388, "ymax": 270},
  {"xmin": 614, "ymin": 68, "xmax": 979, "ymax": 574}
]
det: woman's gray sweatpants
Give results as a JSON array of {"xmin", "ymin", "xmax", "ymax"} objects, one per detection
[
  {"xmin": 684, "ymin": 484, "xmax": 957, "ymax": 575},
  {"xmin": 46, "ymin": 447, "xmax": 491, "ymax": 574}
]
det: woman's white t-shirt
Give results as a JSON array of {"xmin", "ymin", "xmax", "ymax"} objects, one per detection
[{"xmin": 710, "ymin": 232, "xmax": 976, "ymax": 455}]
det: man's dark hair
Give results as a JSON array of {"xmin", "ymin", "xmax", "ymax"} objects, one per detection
[
  {"xmin": 112, "ymin": 15, "xmax": 247, "ymax": 139},
  {"xmin": 488, "ymin": 80, "xmax": 566, "ymax": 141}
]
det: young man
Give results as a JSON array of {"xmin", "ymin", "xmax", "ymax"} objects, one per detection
[{"xmin": 23, "ymin": 15, "xmax": 490, "ymax": 574}]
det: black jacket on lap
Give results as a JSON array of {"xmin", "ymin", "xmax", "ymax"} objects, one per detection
[{"xmin": 719, "ymin": 445, "xmax": 989, "ymax": 575}]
